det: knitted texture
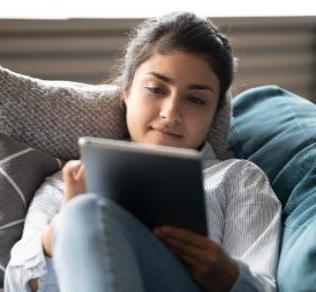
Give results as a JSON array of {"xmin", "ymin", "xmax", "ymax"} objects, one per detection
[
  {"xmin": 207, "ymin": 94, "xmax": 234, "ymax": 160},
  {"xmin": 0, "ymin": 66, "xmax": 232, "ymax": 160}
]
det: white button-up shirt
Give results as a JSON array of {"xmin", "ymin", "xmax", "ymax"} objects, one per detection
[{"xmin": 4, "ymin": 142, "xmax": 281, "ymax": 291}]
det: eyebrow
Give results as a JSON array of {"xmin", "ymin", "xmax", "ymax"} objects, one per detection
[{"xmin": 146, "ymin": 71, "xmax": 215, "ymax": 93}]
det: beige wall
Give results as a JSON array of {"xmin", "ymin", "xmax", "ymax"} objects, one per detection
[{"xmin": 0, "ymin": 16, "xmax": 315, "ymax": 100}]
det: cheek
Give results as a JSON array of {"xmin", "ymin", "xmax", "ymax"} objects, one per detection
[
  {"xmin": 126, "ymin": 96, "xmax": 155, "ymax": 126},
  {"xmin": 189, "ymin": 118, "xmax": 209, "ymax": 135},
  {"xmin": 187, "ymin": 109, "xmax": 216, "ymax": 136}
]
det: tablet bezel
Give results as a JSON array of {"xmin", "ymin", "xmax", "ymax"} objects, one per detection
[{"xmin": 79, "ymin": 136, "xmax": 209, "ymax": 236}]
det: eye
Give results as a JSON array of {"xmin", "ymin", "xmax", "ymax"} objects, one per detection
[
  {"xmin": 187, "ymin": 96, "xmax": 206, "ymax": 105},
  {"xmin": 145, "ymin": 87, "xmax": 164, "ymax": 95}
]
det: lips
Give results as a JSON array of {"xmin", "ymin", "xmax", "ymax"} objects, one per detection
[{"xmin": 152, "ymin": 127, "xmax": 183, "ymax": 138}]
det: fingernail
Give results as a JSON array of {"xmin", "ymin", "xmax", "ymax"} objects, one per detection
[{"xmin": 72, "ymin": 161, "xmax": 82, "ymax": 176}]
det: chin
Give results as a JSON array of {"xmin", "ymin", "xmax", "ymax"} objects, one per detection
[{"xmin": 157, "ymin": 139, "xmax": 189, "ymax": 148}]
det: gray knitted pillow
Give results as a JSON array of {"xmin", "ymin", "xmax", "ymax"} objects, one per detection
[
  {"xmin": 0, "ymin": 66, "xmax": 232, "ymax": 160},
  {"xmin": 0, "ymin": 133, "xmax": 62, "ymax": 287},
  {"xmin": 0, "ymin": 66, "xmax": 128, "ymax": 161}
]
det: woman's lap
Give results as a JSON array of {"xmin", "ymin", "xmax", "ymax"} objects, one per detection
[{"xmin": 52, "ymin": 193, "xmax": 202, "ymax": 292}]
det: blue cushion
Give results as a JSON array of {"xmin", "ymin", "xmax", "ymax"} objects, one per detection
[{"xmin": 228, "ymin": 85, "xmax": 316, "ymax": 292}]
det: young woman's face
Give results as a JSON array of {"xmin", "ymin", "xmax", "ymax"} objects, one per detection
[{"xmin": 123, "ymin": 51, "xmax": 220, "ymax": 149}]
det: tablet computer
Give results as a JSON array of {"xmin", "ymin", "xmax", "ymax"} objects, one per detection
[{"xmin": 79, "ymin": 136, "xmax": 209, "ymax": 236}]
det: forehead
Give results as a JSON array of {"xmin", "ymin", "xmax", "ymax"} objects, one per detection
[{"xmin": 134, "ymin": 51, "xmax": 219, "ymax": 88}]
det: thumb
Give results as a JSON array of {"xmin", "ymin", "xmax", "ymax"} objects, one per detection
[{"xmin": 63, "ymin": 160, "xmax": 82, "ymax": 183}]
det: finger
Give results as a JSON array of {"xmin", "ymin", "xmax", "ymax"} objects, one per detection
[
  {"xmin": 74, "ymin": 163, "xmax": 85, "ymax": 181},
  {"xmin": 170, "ymin": 248, "xmax": 199, "ymax": 273},
  {"xmin": 155, "ymin": 226, "xmax": 212, "ymax": 249},
  {"xmin": 63, "ymin": 160, "xmax": 82, "ymax": 182},
  {"xmin": 165, "ymin": 243, "xmax": 217, "ymax": 278},
  {"xmin": 169, "ymin": 246, "xmax": 201, "ymax": 268},
  {"xmin": 63, "ymin": 161, "xmax": 86, "ymax": 199},
  {"xmin": 71, "ymin": 161, "xmax": 83, "ymax": 178},
  {"xmin": 163, "ymin": 244, "xmax": 202, "ymax": 277},
  {"xmin": 159, "ymin": 235, "xmax": 213, "ymax": 266},
  {"xmin": 74, "ymin": 164, "xmax": 86, "ymax": 193},
  {"xmin": 181, "ymin": 254, "xmax": 200, "ymax": 268}
]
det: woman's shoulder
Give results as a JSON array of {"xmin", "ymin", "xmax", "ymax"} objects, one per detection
[
  {"xmin": 212, "ymin": 158, "xmax": 280, "ymax": 205},
  {"xmin": 204, "ymin": 158, "xmax": 275, "ymax": 194},
  {"xmin": 44, "ymin": 170, "xmax": 64, "ymax": 191},
  {"xmin": 201, "ymin": 142, "xmax": 265, "ymax": 176},
  {"xmin": 51, "ymin": 169, "xmax": 63, "ymax": 181},
  {"xmin": 30, "ymin": 170, "xmax": 64, "ymax": 209},
  {"xmin": 203, "ymin": 156, "xmax": 266, "ymax": 178}
]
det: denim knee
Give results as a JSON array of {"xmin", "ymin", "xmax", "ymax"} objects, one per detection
[
  {"xmin": 52, "ymin": 193, "xmax": 104, "ymax": 251},
  {"xmin": 52, "ymin": 193, "xmax": 146, "ymax": 292}
]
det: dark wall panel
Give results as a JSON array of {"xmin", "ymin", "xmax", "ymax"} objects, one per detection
[{"xmin": 0, "ymin": 17, "xmax": 315, "ymax": 100}]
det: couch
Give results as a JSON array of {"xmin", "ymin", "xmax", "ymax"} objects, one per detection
[
  {"xmin": 229, "ymin": 85, "xmax": 316, "ymax": 291},
  {"xmin": 0, "ymin": 66, "xmax": 315, "ymax": 291}
]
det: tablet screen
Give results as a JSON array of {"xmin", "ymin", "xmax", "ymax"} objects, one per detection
[{"xmin": 79, "ymin": 136, "xmax": 209, "ymax": 236}]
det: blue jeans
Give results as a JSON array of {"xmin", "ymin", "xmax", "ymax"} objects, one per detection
[{"xmin": 52, "ymin": 193, "xmax": 202, "ymax": 292}]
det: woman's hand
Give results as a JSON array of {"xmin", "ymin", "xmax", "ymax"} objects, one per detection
[
  {"xmin": 154, "ymin": 226, "xmax": 239, "ymax": 292},
  {"xmin": 42, "ymin": 217, "xmax": 56, "ymax": 257},
  {"xmin": 62, "ymin": 160, "xmax": 86, "ymax": 204},
  {"xmin": 41, "ymin": 160, "xmax": 86, "ymax": 257}
]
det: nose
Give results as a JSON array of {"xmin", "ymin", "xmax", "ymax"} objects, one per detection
[{"xmin": 159, "ymin": 96, "xmax": 183, "ymax": 124}]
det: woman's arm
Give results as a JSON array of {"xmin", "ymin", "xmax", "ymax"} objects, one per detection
[
  {"xmin": 154, "ymin": 225, "xmax": 240, "ymax": 291},
  {"xmin": 4, "ymin": 171, "xmax": 64, "ymax": 292},
  {"xmin": 40, "ymin": 160, "xmax": 86, "ymax": 258},
  {"xmin": 155, "ymin": 159, "xmax": 281, "ymax": 292},
  {"xmin": 25, "ymin": 160, "xmax": 86, "ymax": 291},
  {"xmin": 223, "ymin": 160, "xmax": 282, "ymax": 291}
]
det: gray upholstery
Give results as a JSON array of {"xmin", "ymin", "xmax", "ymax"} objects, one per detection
[{"xmin": 0, "ymin": 134, "xmax": 62, "ymax": 287}]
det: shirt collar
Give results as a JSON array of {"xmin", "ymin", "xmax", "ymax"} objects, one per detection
[{"xmin": 200, "ymin": 141, "xmax": 217, "ymax": 161}]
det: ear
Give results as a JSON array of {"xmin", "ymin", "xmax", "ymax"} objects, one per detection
[{"xmin": 122, "ymin": 90, "xmax": 128, "ymax": 105}]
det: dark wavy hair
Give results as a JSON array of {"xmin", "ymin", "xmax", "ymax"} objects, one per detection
[{"xmin": 110, "ymin": 11, "xmax": 235, "ymax": 110}]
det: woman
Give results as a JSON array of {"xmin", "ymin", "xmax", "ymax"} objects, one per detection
[{"xmin": 4, "ymin": 11, "xmax": 281, "ymax": 292}]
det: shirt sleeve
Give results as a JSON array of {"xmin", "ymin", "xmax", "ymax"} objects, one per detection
[
  {"xmin": 223, "ymin": 160, "xmax": 282, "ymax": 292},
  {"xmin": 4, "ymin": 171, "xmax": 64, "ymax": 292},
  {"xmin": 37, "ymin": 257, "xmax": 59, "ymax": 292}
]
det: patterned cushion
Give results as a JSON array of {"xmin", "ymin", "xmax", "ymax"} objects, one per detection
[
  {"xmin": 0, "ymin": 66, "xmax": 232, "ymax": 161},
  {"xmin": 0, "ymin": 134, "xmax": 62, "ymax": 287}
]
